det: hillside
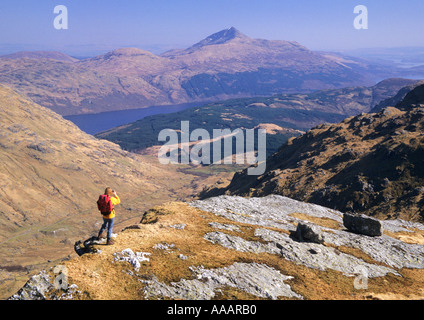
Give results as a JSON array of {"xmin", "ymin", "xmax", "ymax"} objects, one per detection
[
  {"xmin": 0, "ymin": 85, "xmax": 228, "ymax": 299},
  {"xmin": 0, "ymin": 51, "xmax": 78, "ymax": 63},
  {"xmin": 10, "ymin": 195, "xmax": 424, "ymax": 300},
  {"xmin": 7, "ymin": 82, "xmax": 424, "ymax": 302},
  {"xmin": 371, "ymin": 80, "xmax": 424, "ymax": 113},
  {"xmin": 201, "ymin": 84, "xmax": 424, "ymax": 222},
  {"xmin": 96, "ymin": 78, "xmax": 419, "ymax": 157},
  {"xmin": 0, "ymin": 28, "xmax": 402, "ymax": 116}
]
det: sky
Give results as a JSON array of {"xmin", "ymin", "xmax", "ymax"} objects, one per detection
[{"xmin": 0, "ymin": 0, "xmax": 424, "ymax": 56}]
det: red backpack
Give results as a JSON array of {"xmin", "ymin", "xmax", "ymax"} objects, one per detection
[{"xmin": 97, "ymin": 194, "xmax": 114, "ymax": 216}]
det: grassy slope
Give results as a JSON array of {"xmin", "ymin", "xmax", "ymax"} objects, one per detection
[{"xmin": 0, "ymin": 85, "xmax": 232, "ymax": 299}]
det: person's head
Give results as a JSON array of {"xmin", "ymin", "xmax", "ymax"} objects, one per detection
[{"xmin": 104, "ymin": 187, "xmax": 113, "ymax": 196}]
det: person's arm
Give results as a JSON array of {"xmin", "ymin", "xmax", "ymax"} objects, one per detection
[{"xmin": 112, "ymin": 192, "xmax": 120, "ymax": 205}]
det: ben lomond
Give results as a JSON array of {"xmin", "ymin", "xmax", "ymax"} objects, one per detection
[{"xmin": 0, "ymin": 27, "xmax": 385, "ymax": 116}]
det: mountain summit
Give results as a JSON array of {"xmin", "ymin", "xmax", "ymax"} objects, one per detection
[
  {"xmin": 0, "ymin": 28, "xmax": 384, "ymax": 115},
  {"xmin": 191, "ymin": 27, "xmax": 249, "ymax": 48}
]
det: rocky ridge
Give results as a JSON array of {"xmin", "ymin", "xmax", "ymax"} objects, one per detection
[
  {"xmin": 11, "ymin": 195, "xmax": 424, "ymax": 300},
  {"xmin": 202, "ymin": 84, "xmax": 424, "ymax": 222}
]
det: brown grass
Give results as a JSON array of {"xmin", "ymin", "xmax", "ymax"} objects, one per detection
[
  {"xmin": 58, "ymin": 202, "xmax": 424, "ymax": 300},
  {"xmin": 289, "ymin": 212, "xmax": 343, "ymax": 230},
  {"xmin": 385, "ymin": 229, "xmax": 424, "ymax": 245}
]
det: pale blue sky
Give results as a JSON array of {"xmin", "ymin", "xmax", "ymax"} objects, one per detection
[{"xmin": 0, "ymin": 0, "xmax": 423, "ymax": 55}]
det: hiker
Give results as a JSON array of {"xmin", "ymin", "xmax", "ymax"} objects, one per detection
[{"xmin": 97, "ymin": 187, "xmax": 120, "ymax": 245}]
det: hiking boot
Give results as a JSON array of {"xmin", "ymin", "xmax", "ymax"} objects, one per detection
[
  {"xmin": 106, "ymin": 239, "xmax": 115, "ymax": 245},
  {"xmin": 97, "ymin": 232, "xmax": 106, "ymax": 240}
]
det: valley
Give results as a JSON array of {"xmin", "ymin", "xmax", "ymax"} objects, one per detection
[
  {"xmin": 1, "ymin": 24, "xmax": 424, "ymax": 302},
  {"xmin": 203, "ymin": 84, "xmax": 424, "ymax": 222},
  {"xmin": 4, "ymin": 79, "xmax": 424, "ymax": 300},
  {"xmin": 96, "ymin": 78, "xmax": 421, "ymax": 158}
]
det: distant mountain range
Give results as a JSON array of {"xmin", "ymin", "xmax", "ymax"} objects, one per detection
[
  {"xmin": 0, "ymin": 27, "xmax": 417, "ymax": 116},
  {"xmin": 202, "ymin": 84, "xmax": 424, "ymax": 222},
  {"xmin": 1, "ymin": 51, "xmax": 79, "ymax": 63}
]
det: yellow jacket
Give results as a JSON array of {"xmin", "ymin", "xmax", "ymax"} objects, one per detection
[{"xmin": 103, "ymin": 195, "xmax": 120, "ymax": 219}]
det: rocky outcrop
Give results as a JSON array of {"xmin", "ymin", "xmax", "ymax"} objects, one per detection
[
  {"xmin": 191, "ymin": 195, "xmax": 424, "ymax": 271},
  {"xmin": 139, "ymin": 195, "xmax": 424, "ymax": 299},
  {"xmin": 294, "ymin": 222, "xmax": 325, "ymax": 244},
  {"xmin": 10, "ymin": 194, "xmax": 424, "ymax": 300},
  {"xmin": 371, "ymin": 79, "xmax": 424, "ymax": 113},
  {"xmin": 113, "ymin": 249, "xmax": 151, "ymax": 272},
  {"xmin": 9, "ymin": 269, "xmax": 80, "ymax": 300},
  {"xmin": 9, "ymin": 271, "xmax": 53, "ymax": 300},
  {"xmin": 143, "ymin": 262, "xmax": 302, "ymax": 300}
]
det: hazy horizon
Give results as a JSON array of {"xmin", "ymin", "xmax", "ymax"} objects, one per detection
[
  {"xmin": 1, "ymin": 0, "xmax": 424, "ymax": 57},
  {"xmin": 2, "ymin": 33, "xmax": 424, "ymax": 59}
]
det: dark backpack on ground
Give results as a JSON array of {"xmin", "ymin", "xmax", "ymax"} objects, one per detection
[{"xmin": 97, "ymin": 194, "xmax": 113, "ymax": 216}]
